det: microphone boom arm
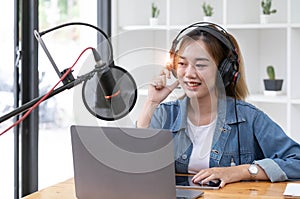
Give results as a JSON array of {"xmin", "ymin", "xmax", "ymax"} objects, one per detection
[{"xmin": 0, "ymin": 67, "xmax": 99, "ymax": 124}]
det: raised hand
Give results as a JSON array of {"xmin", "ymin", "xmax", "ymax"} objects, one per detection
[{"xmin": 147, "ymin": 68, "xmax": 179, "ymax": 105}]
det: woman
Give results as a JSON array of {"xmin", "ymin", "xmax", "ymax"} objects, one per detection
[{"xmin": 137, "ymin": 23, "xmax": 300, "ymax": 188}]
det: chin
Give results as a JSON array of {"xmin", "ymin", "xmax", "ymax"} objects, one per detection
[
  {"xmin": 185, "ymin": 91, "xmax": 202, "ymax": 99},
  {"xmin": 184, "ymin": 89, "xmax": 210, "ymax": 99}
]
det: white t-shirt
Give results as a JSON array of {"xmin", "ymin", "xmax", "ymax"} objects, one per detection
[{"xmin": 187, "ymin": 117, "xmax": 216, "ymax": 174}]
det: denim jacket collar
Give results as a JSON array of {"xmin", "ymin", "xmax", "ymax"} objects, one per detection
[
  {"xmin": 169, "ymin": 97, "xmax": 188, "ymax": 132},
  {"xmin": 170, "ymin": 96, "xmax": 246, "ymax": 146}
]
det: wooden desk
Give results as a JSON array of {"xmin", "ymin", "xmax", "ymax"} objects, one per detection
[{"xmin": 23, "ymin": 178, "xmax": 298, "ymax": 199}]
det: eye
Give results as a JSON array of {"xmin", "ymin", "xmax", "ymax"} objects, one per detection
[
  {"xmin": 177, "ymin": 61, "xmax": 187, "ymax": 67},
  {"xmin": 195, "ymin": 61, "xmax": 209, "ymax": 69},
  {"xmin": 195, "ymin": 64, "xmax": 206, "ymax": 68}
]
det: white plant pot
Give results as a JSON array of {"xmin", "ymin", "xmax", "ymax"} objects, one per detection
[
  {"xmin": 203, "ymin": 16, "xmax": 213, "ymax": 22},
  {"xmin": 149, "ymin": 18, "xmax": 158, "ymax": 26},
  {"xmin": 260, "ymin": 14, "xmax": 270, "ymax": 24}
]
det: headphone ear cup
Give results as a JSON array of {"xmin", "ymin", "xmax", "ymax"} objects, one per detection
[
  {"xmin": 219, "ymin": 58, "xmax": 239, "ymax": 87},
  {"xmin": 167, "ymin": 50, "xmax": 178, "ymax": 78},
  {"xmin": 166, "ymin": 62, "xmax": 177, "ymax": 78}
]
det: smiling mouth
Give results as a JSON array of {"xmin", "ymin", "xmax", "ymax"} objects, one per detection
[{"xmin": 185, "ymin": 81, "xmax": 202, "ymax": 88}]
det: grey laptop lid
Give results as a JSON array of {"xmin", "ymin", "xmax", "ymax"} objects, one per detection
[{"xmin": 71, "ymin": 125, "xmax": 176, "ymax": 199}]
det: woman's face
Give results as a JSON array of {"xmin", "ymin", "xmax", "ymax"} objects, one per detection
[{"xmin": 176, "ymin": 39, "xmax": 218, "ymax": 99}]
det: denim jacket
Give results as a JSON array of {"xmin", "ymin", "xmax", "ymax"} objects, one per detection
[{"xmin": 149, "ymin": 96, "xmax": 300, "ymax": 182}]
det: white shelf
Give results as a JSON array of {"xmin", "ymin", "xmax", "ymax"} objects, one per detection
[
  {"xmin": 121, "ymin": 23, "xmax": 290, "ymax": 31},
  {"xmin": 291, "ymin": 24, "xmax": 300, "ymax": 28},
  {"xmin": 247, "ymin": 94, "xmax": 288, "ymax": 104},
  {"xmin": 226, "ymin": 23, "xmax": 288, "ymax": 29},
  {"xmin": 291, "ymin": 99, "xmax": 300, "ymax": 105}
]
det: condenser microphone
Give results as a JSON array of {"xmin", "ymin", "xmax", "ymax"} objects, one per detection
[{"xmin": 92, "ymin": 48, "xmax": 126, "ymax": 116}]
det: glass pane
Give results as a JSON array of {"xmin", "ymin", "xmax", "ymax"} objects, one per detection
[
  {"xmin": 38, "ymin": 0, "xmax": 97, "ymax": 190},
  {"xmin": 0, "ymin": 0, "xmax": 15, "ymax": 197}
]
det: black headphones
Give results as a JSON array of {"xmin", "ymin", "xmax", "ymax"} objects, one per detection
[{"xmin": 169, "ymin": 22, "xmax": 240, "ymax": 88}]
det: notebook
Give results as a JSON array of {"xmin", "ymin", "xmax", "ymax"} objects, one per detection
[{"xmin": 71, "ymin": 125, "xmax": 203, "ymax": 199}]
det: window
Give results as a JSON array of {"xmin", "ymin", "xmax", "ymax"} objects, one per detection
[
  {"xmin": 0, "ymin": 0, "xmax": 98, "ymax": 197},
  {"xmin": 0, "ymin": 0, "xmax": 15, "ymax": 198},
  {"xmin": 38, "ymin": 0, "xmax": 97, "ymax": 190}
]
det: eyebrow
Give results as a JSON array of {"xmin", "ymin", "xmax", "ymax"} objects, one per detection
[
  {"xmin": 179, "ymin": 56, "xmax": 209, "ymax": 62},
  {"xmin": 195, "ymin": 58, "xmax": 209, "ymax": 61}
]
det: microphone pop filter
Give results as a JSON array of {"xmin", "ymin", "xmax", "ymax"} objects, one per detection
[{"xmin": 82, "ymin": 65, "xmax": 137, "ymax": 121}]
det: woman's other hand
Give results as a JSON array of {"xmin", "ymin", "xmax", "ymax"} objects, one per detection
[{"xmin": 191, "ymin": 165, "xmax": 250, "ymax": 188}]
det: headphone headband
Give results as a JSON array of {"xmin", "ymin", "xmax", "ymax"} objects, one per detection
[{"xmin": 170, "ymin": 22, "xmax": 237, "ymax": 59}]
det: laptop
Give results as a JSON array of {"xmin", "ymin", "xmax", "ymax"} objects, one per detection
[{"xmin": 70, "ymin": 125, "xmax": 203, "ymax": 199}]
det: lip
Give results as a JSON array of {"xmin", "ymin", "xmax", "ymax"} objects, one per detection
[{"xmin": 184, "ymin": 81, "xmax": 202, "ymax": 90}]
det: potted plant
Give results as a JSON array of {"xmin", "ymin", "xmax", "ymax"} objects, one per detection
[
  {"xmin": 263, "ymin": 65, "xmax": 283, "ymax": 94},
  {"xmin": 260, "ymin": 0, "xmax": 277, "ymax": 24},
  {"xmin": 202, "ymin": 2, "xmax": 214, "ymax": 22},
  {"xmin": 149, "ymin": 2, "xmax": 160, "ymax": 26}
]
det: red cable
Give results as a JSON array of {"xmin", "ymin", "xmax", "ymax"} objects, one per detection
[{"xmin": 0, "ymin": 46, "xmax": 94, "ymax": 136}]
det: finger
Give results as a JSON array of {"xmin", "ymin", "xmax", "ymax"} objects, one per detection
[
  {"xmin": 154, "ymin": 82, "xmax": 164, "ymax": 90},
  {"xmin": 160, "ymin": 68, "xmax": 171, "ymax": 79},
  {"xmin": 192, "ymin": 170, "xmax": 210, "ymax": 183},
  {"xmin": 191, "ymin": 172, "xmax": 202, "ymax": 182},
  {"xmin": 160, "ymin": 68, "xmax": 167, "ymax": 75},
  {"xmin": 151, "ymin": 75, "xmax": 166, "ymax": 89},
  {"xmin": 150, "ymin": 81, "xmax": 158, "ymax": 87},
  {"xmin": 161, "ymin": 74, "xmax": 166, "ymax": 86},
  {"xmin": 200, "ymin": 174, "xmax": 217, "ymax": 185},
  {"xmin": 156, "ymin": 75, "xmax": 167, "ymax": 90},
  {"xmin": 219, "ymin": 180, "xmax": 226, "ymax": 188},
  {"xmin": 166, "ymin": 69, "xmax": 171, "ymax": 79}
]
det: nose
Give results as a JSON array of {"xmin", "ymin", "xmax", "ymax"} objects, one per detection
[{"xmin": 185, "ymin": 64, "xmax": 197, "ymax": 77}]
